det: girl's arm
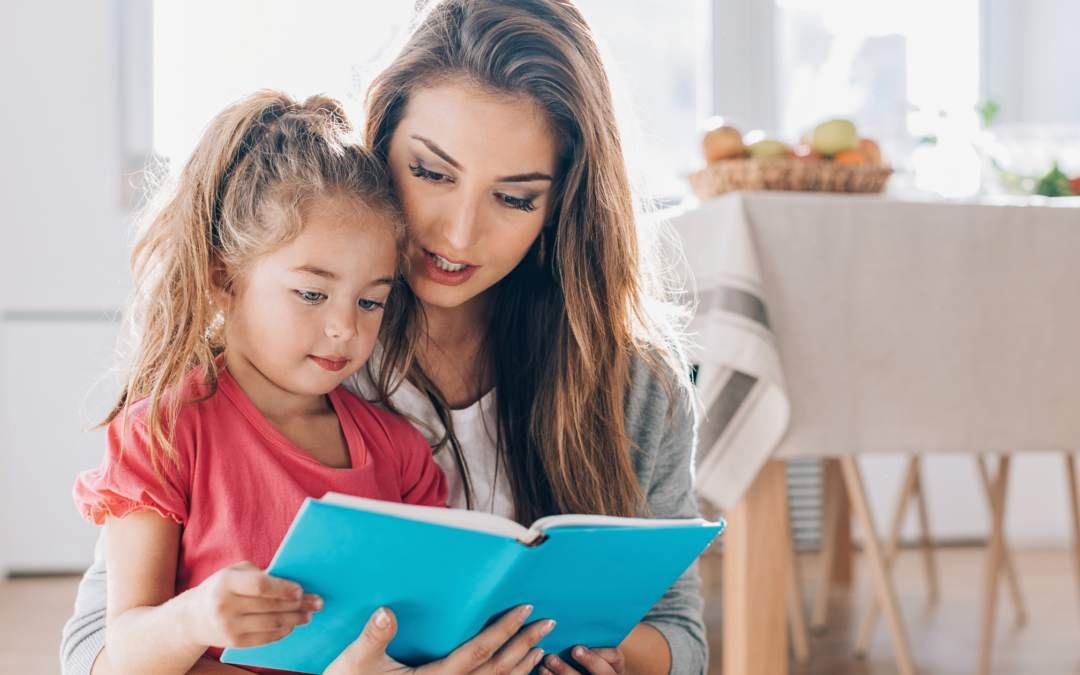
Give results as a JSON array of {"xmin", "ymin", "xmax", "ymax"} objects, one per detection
[{"xmin": 105, "ymin": 511, "xmax": 318, "ymax": 675}]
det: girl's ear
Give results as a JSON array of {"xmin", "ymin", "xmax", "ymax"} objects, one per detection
[{"xmin": 209, "ymin": 265, "xmax": 234, "ymax": 313}]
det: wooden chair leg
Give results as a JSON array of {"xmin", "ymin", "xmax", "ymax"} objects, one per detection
[
  {"xmin": 840, "ymin": 457, "xmax": 918, "ymax": 675},
  {"xmin": 977, "ymin": 456, "xmax": 1027, "ymax": 625},
  {"xmin": 811, "ymin": 460, "xmax": 842, "ymax": 632},
  {"xmin": 854, "ymin": 456, "xmax": 919, "ymax": 656},
  {"xmin": 785, "ymin": 502, "xmax": 810, "ymax": 665},
  {"xmin": 912, "ymin": 462, "xmax": 940, "ymax": 604},
  {"xmin": 1066, "ymin": 453, "xmax": 1080, "ymax": 625},
  {"xmin": 977, "ymin": 455, "xmax": 1012, "ymax": 675}
]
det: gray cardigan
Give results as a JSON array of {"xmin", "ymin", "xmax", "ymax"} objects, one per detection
[{"xmin": 60, "ymin": 354, "xmax": 707, "ymax": 675}]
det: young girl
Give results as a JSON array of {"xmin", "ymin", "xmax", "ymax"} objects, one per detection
[{"xmin": 71, "ymin": 91, "xmax": 453, "ymax": 674}]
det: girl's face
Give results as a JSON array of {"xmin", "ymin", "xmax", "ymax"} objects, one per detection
[
  {"xmin": 386, "ymin": 84, "xmax": 559, "ymax": 310},
  {"xmin": 216, "ymin": 197, "xmax": 399, "ymax": 398}
]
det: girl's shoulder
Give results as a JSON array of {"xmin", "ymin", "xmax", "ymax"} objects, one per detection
[{"xmin": 333, "ymin": 384, "xmax": 428, "ymax": 450}]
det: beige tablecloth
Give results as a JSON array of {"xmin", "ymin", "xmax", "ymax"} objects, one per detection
[{"xmin": 671, "ymin": 191, "xmax": 1080, "ymax": 509}]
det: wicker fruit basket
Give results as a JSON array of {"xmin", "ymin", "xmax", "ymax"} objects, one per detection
[{"xmin": 687, "ymin": 158, "xmax": 893, "ymax": 199}]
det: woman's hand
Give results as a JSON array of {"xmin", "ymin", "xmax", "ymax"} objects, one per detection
[
  {"xmin": 540, "ymin": 647, "xmax": 624, "ymax": 675},
  {"xmin": 179, "ymin": 561, "xmax": 323, "ymax": 650},
  {"xmin": 325, "ymin": 604, "xmax": 554, "ymax": 675}
]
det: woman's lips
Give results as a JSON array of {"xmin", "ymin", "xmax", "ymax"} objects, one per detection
[
  {"xmin": 309, "ymin": 355, "xmax": 349, "ymax": 372},
  {"xmin": 422, "ymin": 250, "xmax": 480, "ymax": 287}
]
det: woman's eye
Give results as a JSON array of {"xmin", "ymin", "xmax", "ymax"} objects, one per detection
[
  {"xmin": 296, "ymin": 290, "xmax": 326, "ymax": 303},
  {"xmin": 409, "ymin": 162, "xmax": 450, "ymax": 184},
  {"xmin": 500, "ymin": 193, "xmax": 537, "ymax": 213},
  {"xmin": 357, "ymin": 298, "xmax": 384, "ymax": 311}
]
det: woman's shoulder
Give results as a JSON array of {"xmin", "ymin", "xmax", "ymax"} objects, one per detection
[{"xmin": 624, "ymin": 347, "xmax": 694, "ymax": 435}]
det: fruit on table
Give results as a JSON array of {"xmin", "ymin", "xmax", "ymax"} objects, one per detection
[
  {"xmin": 812, "ymin": 119, "xmax": 859, "ymax": 156},
  {"xmin": 748, "ymin": 139, "xmax": 789, "ymax": 159},
  {"xmin": 1071, "ymin": 176, "xmax": 1080, "ymax": 194},
  {"xmin": 859, "ymin": 138, "xmax": 883, "ymax": 164},
  {"xmin": 702, "ymin": 126, "xmax": 746, "ymax": 161},
  {"xmin": 1036, "ymin": 161, "xmax": 1076, "ymax": 197},
  {"xmin": 832, "ymin": 149, "xmax": 868, "ymax": 165},
  {"xmin": 791, "ymin": 144, "xmax": 824, "ymax": 161}
]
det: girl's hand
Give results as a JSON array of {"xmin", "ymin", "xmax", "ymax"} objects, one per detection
[
  {"xmin": 325, "ymin": 604, "xmax": 554, "ymax": 675},
  {"xmin": 541, "ymin": 647, "xmax": 624, "ymax": 675},
  {"xmin": 180, "ymin": 561, "xmax": 323, "ymax": 649}
]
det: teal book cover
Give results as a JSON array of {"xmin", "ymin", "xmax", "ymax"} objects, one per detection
[{"xmin": 222, "ymin": 494, "xmax": 723, "ymax": 674}]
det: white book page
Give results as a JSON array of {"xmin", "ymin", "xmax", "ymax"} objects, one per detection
[
  {"xmin": 319, "ymin": 492, "xmax": 534, "ymax": 542},
  {"xmin": 529, "ymin": 514, "xmax": 712, "ymax": 535}
]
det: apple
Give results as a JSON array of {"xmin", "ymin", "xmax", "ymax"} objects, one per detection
[
  {"xmin": 791, "ymin": 144, "xmax": 824, "ymax": 161},
  {"xmin": 812, "ymin": 119, "xmax": 859, "ymax": 156},
  {"xmin": 748, "ymin": 139, "xmax": 789, "ymax": 159},
  {"xmin": 859, "ymin": 138, "xmax": 883, "ymax": 164},
  {"xmin": 702, "ymin": 126, "xmax": 746, "ymax": 161}
]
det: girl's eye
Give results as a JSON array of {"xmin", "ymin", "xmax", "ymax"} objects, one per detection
[
  {"xmin": 409, "ymin": 162, "xmax": 450, "ymax": 184},
  {"xmin": 357, "ymin": 299, "xmax": 384, "ymax": 311},
  {"xmin": 296, "ymin": 290, "xmax": 326, "ymax": 303},
  {"xmin": 499, "ymin": 193, "xmax": 537, "ymax": 213}
]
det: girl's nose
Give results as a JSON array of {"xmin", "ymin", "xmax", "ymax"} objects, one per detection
[
  {"xmin": 441, "ymin": 194, "xmax": 482, "ymax": 251},
  {"xmin": 324, "ymin": 303, "xmax": 358, "ymax": 341}
]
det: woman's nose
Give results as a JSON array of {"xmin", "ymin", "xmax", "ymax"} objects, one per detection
[{"xmin": 441, "ymin": 193, "xmax": 482, "ymax": 251}]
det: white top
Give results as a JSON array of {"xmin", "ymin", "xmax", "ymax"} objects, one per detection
[{"xmin": 344, "ymin": 364, "xmax": 515, "ymax": 520}]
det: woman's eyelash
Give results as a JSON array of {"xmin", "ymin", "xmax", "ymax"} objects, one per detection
[
  {"xmin": 500, "ymin": 194, "xmax": 537, "ymax": 212},
  {"xmin": 295, "ymin": 290, "xmax": 326, "ymax": 303},
  {"xmin": 409, "ymin": 162, "xmax": 449, "ymax": 183}
]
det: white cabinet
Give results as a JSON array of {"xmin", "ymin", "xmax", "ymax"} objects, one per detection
[{"xmin": 1, "ymin": 317, "xmax": 122, "ymax": 574}]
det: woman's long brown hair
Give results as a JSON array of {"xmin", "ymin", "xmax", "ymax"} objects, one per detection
[
  {"xmin": 364, "ymin": 0, "xmax": 691, "ymax": 524},
  {"xmin": 104, "ymin": 90, "xmax": 407, "ymax": 482}
]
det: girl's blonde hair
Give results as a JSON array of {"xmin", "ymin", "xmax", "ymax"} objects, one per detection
[{"xmin": 105, "ymin": 90, "xmax": 406, "ymax": 481}]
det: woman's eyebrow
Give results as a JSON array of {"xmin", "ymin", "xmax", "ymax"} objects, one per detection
[
  {"xmin": 411, "ymin": 135, "xmax": 461, "ymax": 169},
  {"xmin": 496, "ymin": 172, "xmax": 553, "ymax": 183}
]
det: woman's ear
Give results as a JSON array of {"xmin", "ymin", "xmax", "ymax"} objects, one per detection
[{"xmin": 209, "ymin": 265, "xmax": 234, "ymax": 313}]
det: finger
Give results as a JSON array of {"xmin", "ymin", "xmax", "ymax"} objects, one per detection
[
  {"xmin": 543, "ymin": 653, "xmax": 582, "ymax": 675},
  {"xmin": 232, "ymin": 611, "xmax": 313, "ymax": 636},
  {"xmin": 232, "ymin": 593, "xmax": 324, "ymax": 615},
  {"xmin": 567, "ymin": 647, "xmax": 618, "ymax": 675},
  {"xmin": 505, "ymin": 648, "xmax": 546, "ymax": 675},
  {"xmin": 331, "ymin": 607, "xmax": 398, "ymax": 672},
  {"xmin": 476, "ymin": 618, "xmax": 556, "ymax": 675},
  {"xmin": 588, "ymin": 648, "xmax": 624, "ymax": 672},
  {"xmin": 438, "ymin": 606, "xmax": 539, "ymax": 674},
  {"xmin": 226, "ymin": 568, "xmax": 304, "ymax": 600},
  {"xmin": 229, "ymin": 628, "xmax": 301, "ymax": 649}
]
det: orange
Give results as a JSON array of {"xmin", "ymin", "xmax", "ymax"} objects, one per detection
[
  {"xmin": 859, "ymin": 138, "xmax": 883, "ymax": 164},
  {"xmin": 702, "ymin": 126, "xmax": 746, "ymax": 162},
  {"xmin": 832, "ymin": 149, "xmax": 868, "ymax": 165}
]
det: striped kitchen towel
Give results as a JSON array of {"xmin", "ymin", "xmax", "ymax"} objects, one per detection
[{"xmin": 670, "ymin": 196, "xmax": 791, "ymax": 510}]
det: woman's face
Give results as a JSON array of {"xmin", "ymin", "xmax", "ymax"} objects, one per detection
[{"xmin": 386, "ymin": 83, "xmax": 559, "ymax": 310}]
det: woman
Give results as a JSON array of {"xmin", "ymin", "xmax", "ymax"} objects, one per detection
[{"xmin": 61, "ymin": 2, "xmax": 705, "ymax": 675}]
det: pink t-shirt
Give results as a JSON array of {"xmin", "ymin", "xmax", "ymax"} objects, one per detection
[{"xmin": 73, "ymin": 361, "xmax": 448, "ymax": 671}]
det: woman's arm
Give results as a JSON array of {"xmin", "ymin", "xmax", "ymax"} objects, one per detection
[{"xmin": 104, "ymin": 512, "xmax": 317, "ymax": 675}]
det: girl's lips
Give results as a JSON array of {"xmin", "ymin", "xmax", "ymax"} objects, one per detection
[
  {"xmin": 422, "ymin": 250, "xmax": 480, "ymax": 287},
  {"xmin": 309, "ymin": 355, "xmax": 349, "ymax": 372}
]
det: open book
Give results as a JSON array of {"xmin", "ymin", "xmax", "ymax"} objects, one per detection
[{"xmin": 222, "ymin": 493, "xmax": 724, "ymax": 674}]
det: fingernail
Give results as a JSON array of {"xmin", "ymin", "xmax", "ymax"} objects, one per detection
[
  {"xmin": 293, "ymin": 588, "xmax": 303, "ymax": 600},
  {"xmin": 549, "ymin": 656, "xmax": 561, "ymax": 667},
  {"xmin": 541, "ymin": 619, "xmax": 556, "ymax": 636},
  {"xmin": 374, "ymin": 608, "xmax": 390, "ymax": 629},
  {"xmin": 518, "ymin": 605, "xmax": 534, "ymax": 621},
  {"xmin": 303, "ymin": 612, "xmax": 312, "ymax": 623},
  {"xmin": 312, "ymin": 596, "xmax": 324, "ymax": 611},
  {"xmin": 533, "ymin": 649, "xmax": 545, "ymax": 667},
  {"xmin": 574, "ymin": 647, "xmax": 585, "ymax": 658}
]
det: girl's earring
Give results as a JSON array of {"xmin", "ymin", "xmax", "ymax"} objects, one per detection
[{"xmin": 537, "ymin": 228, "xmax": 547, "ymax": 268}]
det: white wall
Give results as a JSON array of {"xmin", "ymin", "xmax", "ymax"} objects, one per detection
[{"xmin": 0, "ymin": 0, "xmax": 146, "ymax": 575}]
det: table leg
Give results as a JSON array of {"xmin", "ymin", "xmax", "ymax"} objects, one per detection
[
  {"xmin": 840, "ymin": 456, "xmax": 917, "ymax": 675},
  {"xmin": 1065, "ymin": 454, "xmax": 1080, "ymax": 627},
  {"xmin": 976, "ymin": 456, "xmax": 1026, "ymax": 626},
  {"xmin": 854, "ymin": 455, "xmax": 919, "ymax": 656},
  {"xmin": 811, "ymin": 460, "xmax": 843, "ymax": 632},
  {"xmin": 784, "ymin": 497, "xmax": 810, "ymax": 666},
  {"xmin": 978, "ymin": 454, "xmax": 1012, "ymax": 675},
  {"xmin": 831, "ymin": 464, "xmax": 853, "ymax": 585},
  {"xmin": 723, "ymin": 459, "xmax": 788, "ymax": 675}
]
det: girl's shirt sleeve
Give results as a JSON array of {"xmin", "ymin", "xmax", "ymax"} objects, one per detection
[
  {"xmin": 72, "ymin": 408, "xmax": 191, "ymax": 526},
  {"xmin": 395, "ymin": 416, "xmax": 450, "ymax": 508}
]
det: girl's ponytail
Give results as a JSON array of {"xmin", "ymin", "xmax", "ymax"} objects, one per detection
[{"xmin": 105, "ymin": 91, "xmax": 403, "ymax": 482}]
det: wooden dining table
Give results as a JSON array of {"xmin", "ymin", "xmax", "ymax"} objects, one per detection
[{"xmin": 667, "ymin": 191, "xmax": 1080, "ymax": 675}]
